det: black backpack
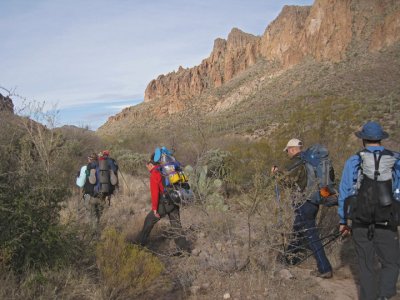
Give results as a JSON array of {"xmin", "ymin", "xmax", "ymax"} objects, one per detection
[{"xmin": 345, "ymin": 149, "xmax": 399, "ymax": 226}]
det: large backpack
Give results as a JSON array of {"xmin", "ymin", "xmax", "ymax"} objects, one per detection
[
  {"xmin": 289, "ymin": 144, "xmax": 337, "ymax": 206},
  {"xmin": 96, "ymin": 159, "xmax": 111, "ymax": 195},
  {"xmin": 155, "ymin": 147, "xmax": 193, "ymax": 205},
  {"xmin": 106, "ymin": 157, "xmax": 118, "ymax": 187},
  {"xmin": 346, "ymin": 148, "xmax": 400, "ymax": 226}
]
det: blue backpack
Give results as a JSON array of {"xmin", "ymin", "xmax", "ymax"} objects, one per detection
[
  {"xmin": 300, "ymin": 144, "xmax": 337, "ymax": 206},
  {"xmin": 154, "ymin": 146, "xmax": 194, "ymax": 205}
]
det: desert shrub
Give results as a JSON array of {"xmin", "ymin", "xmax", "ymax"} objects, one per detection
[
  {"xmin": 96, "ymin": 227, "xmax": 169, "ymax": 299},
  {"xmin": 0, "ymin": 267, "xmax": 100, "ymax": 300},
  {"xmin": 0, "ymin": 108, "xmax": 85, "ymax": 272},
  {"xmin": 111, "ymin": 150, "xmax": 148, "ymax": 176},
  {"xmin": 226, "ymin": 140, "xmax": 275, "ymax": 192}
]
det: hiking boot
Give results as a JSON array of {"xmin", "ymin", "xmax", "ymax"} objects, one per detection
[{"xmin": 310, "ymin": 270, "xmax": 333, "ymax": 279}]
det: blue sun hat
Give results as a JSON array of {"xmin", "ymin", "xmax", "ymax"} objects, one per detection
[{"xmin": 355, "ymin": 121, "xmax": 389, "ymax": 140}]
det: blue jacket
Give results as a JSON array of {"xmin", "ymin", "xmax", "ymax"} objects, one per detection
[{"xmin": 338, "ymin": 146, "xmax": 400, "ymax": 224}]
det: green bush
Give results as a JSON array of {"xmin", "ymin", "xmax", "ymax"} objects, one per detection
[
  {"xmin": 0, "ymin": 111, "xmax": 83, "ymax": 272},
  {"xmin": 96, "ymin": 228, "xmax": 169, "ymax": 299},
  {"xmin": 111, "ymin": 150, "xmax": 148, "ymax": 176}
]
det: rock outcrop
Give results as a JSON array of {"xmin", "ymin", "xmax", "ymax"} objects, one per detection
[
  {"xmin": 100, "ymin": 0, "xmax": 400, "ymax": 133},
  {"xmin": 144, "ymin": 28, "xmax": 260, "ymax": 112},
  {"xmin": 143, "ymin": 0, "xmax": 400, "ymax": 108},
  {"xmin": 0, "ymin": 93, "xmax": 14, "ymax": 114}
]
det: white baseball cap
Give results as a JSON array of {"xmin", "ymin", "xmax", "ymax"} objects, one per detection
[{"xmin": 283, "ymin": 138, "xmax": 303, "ymax": 152}]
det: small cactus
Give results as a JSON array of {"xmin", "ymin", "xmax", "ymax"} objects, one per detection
[{"xmin": 187, "ymin": 149, "xmax": 231, "ymax": 212}]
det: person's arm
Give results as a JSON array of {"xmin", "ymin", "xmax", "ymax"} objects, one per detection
[
  {"xmin": 150, "ymin": 170, "xmax": 162, "ymax": 217},
  {"xmin": 393, "ymin": 153, "xmax": 400, "ymax": 200},
  {"xmin": 338, "ymin": 155, "xmax": 360, "ymax": 224}
]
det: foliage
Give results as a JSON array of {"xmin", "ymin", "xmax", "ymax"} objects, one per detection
[
  {"xmin": 111, "ymin": 150, "xmax": 148, "ymax": 176},
  {"xmin": 184, "ymin": 149, "xmax": 231, "ymax": 211},
  {"xmin": 96, "ymin": 227, "xmax": 168, "ymax": 299},
  {"xmin": 226, "ymin": 140, "xmax": 275, "ymax": 191},
  {"xmin": 0, "ymin": 267, "xmax": 100, "ymax": 300},
  {"xmin": 0, "ymin": 108, "xmax": 84, "ymax": 272}
]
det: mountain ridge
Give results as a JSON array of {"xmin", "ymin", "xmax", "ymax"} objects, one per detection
[{"xmin": 99, "ymin": 0, "xmax": 400, "ymax": 137}]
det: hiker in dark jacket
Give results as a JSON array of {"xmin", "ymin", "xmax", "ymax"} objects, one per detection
[
  {"xmin": 272, "ymin": 138, "xmax": 333, "ymax": 278},
  {"xmin": 84, "ymin": 153, "xmax": 105, "ymax": 230},
  {"xmin": 99, "ymin": 150, "xmax": 119, "ymax": 204},
  {"xmin": 338, "ymin": 121, "xmax": 400, "ymax": 300},
  {"xmin": 138, "ymin": 154, "xmax": 190, "ymax": 254}
]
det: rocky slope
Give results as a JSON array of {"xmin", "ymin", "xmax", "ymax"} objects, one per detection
[
  {"xmin": 144, "ymin": 0, "xmax": 399, "ymax": 105},
  {"xmin": 99, "ymin": 0, "xmax": 400, "ymax": 135}
]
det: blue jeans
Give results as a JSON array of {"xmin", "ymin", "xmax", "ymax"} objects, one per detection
[{"xmin": 287, "ymin": 201, "xmax": 332, "ymax": 273}]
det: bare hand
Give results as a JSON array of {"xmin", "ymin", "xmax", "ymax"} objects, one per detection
[
  {"xmin": 271, "ymin": 165, "xmax": 278, "ymax": 174},
  {"xmin": 153, "ymin": 210, "xmax": 160, "ymax": 218},
  {"xmin": 339, "ymin": 224, "xmax": 351, "ymax": 238}
]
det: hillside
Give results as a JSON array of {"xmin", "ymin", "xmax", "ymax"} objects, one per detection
[{"xmin": 98, "ymin": 0, "xmax": 400, "ymax": 146}]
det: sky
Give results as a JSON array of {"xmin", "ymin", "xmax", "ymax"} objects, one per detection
[{"xmin": 0, "ymin": 0, "xmax": 313, "ymax": 129}]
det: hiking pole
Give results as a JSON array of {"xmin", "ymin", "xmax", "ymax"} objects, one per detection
[
  {"xmin": 118, "ymin": 171, "xmax": 131, "ymax": 194},
  {"xmin": 292, "ymin": 231, "xmax": 342, "ymax": 266},
  {"xmin": 273, "ymin": 175, "xmax": 287, "ymax": 259},
  {"xmin": 284, "ymin": 231, "xmax": 341, "ymax": 256}
]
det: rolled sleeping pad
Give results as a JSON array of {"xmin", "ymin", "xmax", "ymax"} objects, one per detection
[{"xmin": 98, "ymin": 159, "xmax": 110, "ymax": 184}]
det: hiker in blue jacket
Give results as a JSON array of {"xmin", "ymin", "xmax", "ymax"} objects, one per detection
[{"xmin": 338, "ymin": 121, "xmax": 400, "ymax": 300}]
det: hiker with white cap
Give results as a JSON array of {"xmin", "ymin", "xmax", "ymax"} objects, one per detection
[
  {"xmin": 338, "ymin": 121, "xmax": 400, "ymax": 300},
  {"xmin": 272, "ymin": 138, "xmax": 333, "ymax": 279}
]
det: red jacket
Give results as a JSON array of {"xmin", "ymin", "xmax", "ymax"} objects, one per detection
[{"xmin": 149, "ymin": 165, "xmax": 164, "ymax": 211}]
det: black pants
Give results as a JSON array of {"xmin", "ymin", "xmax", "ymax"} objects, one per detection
[
  {"xmin": 352, "ymin": 224, "xmax": 400, "ymax": 300},
  {"xmin": 139, "ymin": 201, "xmax": 189, "ymax": 251}
]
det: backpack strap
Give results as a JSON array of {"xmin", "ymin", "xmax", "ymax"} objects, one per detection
[
  {"xmin": 372, "ymin": 150, "xmax": 383, "ymax": 181},
  {"xmin": 286, "ymin": 159, "xmax": 303, "ymax": 172}
]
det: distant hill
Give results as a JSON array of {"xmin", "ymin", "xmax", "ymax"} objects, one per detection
[{"xmin": 98, "ymin": 0, "xmax": 400, "ymax": 151}]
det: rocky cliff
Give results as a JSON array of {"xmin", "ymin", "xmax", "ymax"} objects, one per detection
[
  {"xmin": 143, "ymin": 0, "xmax": 400, "ymax": 107},
  {"xmin": 144, "ymin": 28, "xmax": 260, "ymax": 113},
  {"xmin": 0, "ymin": 93, "xmax": 14, "ymax": 114},
  {"xmin": 101, "ymin": 0, "xmax": 400, "ymax": 133}
]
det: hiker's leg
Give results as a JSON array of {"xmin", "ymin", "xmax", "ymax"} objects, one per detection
[
  {"xmin": 352, "ymin": 226, "xmax": 377, "ymax": 300},
  {"xmin": 301, "ymin": 201, "xmax": 332, "ymax": 274},
  {"xmin": 88, "ymin": 197, "xmax": 100, "ymax": 229},
  {"xmin": 285, "ymin": 207, "xmax": 306, "ymax": 264},
  {"xmin": 374, "ymin": 227, "xmax": 400, "ymax": 299},
  {"xmin": 168, "ymin": 207, "xmax": 189, "ymax": 251},
  {"xmin": 139, "ymin": 210, "xmax": 160, "ymax": 246}
]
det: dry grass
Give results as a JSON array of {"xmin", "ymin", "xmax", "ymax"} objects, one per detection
[{"xmin": 3, "ymin": 161, "xmax": 356, "ymax": 299}]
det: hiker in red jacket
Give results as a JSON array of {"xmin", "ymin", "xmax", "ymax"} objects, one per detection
[{"xmin": 138, "ymin": 154, "xmax": 190, "ymax": 254}]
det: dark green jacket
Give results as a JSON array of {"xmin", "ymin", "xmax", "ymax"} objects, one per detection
[{"xmin": 282, "ymin": 153, "xmax": 307, "ymax": 192}]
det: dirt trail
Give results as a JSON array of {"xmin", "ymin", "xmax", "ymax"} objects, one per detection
[{"xmin": 316, "ymin": 275, "xmax": 358, "ymax": 299}]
